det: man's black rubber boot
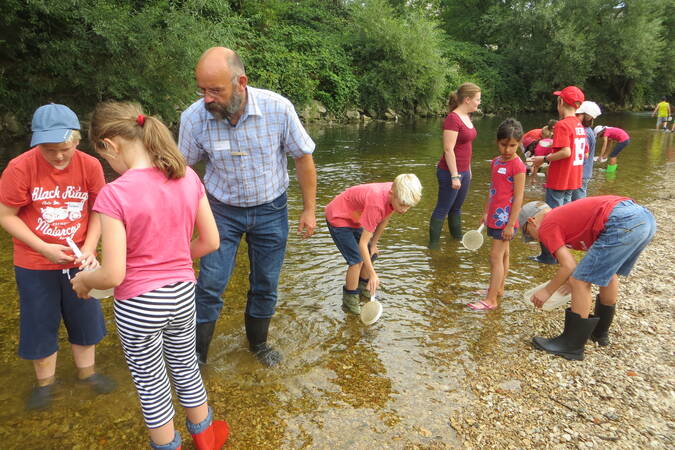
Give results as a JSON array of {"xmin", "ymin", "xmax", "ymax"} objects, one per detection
[
  {"xmin": 244, "ymin": 314, "xmax": 282, "ymax": 367},
  {"xmin": 590, "ymin": 295, "xmax": 616, "ymax": 347},
  {"xmin": 532, "ymin": 308, "xmax": 600, "ymax": 361},
  {"xmin": 529, "ymin": 242, "xmax": 557, "ymax": 265},
  {"xmin": 448, "ymin": 213, "xmax": 462, "ymax": 240},
  {"xmin": 196, "ymin": 321, "xmax": 216, "ymax": 365}
]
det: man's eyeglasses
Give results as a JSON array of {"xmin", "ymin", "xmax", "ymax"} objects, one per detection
[{"xmin": 196, "ymin": 87, "xmax": 225, "ymax": 97}]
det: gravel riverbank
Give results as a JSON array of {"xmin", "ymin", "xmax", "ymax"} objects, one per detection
[{"xmin": 446, "ymin": 166, "xmax": 674, "ymax": 449}]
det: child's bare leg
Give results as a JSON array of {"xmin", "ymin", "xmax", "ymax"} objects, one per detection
[
  {"xmin": 598, "ymin": 274, "xmax": 618, "ymax": 306},
  {"xmin": 186, "ymin": 401, "xmax": 209, "ymax": 427},
  {"xmin": 33, "ymin": 352, "xmax": 57, "ymax": 385},
  {"xmin": 149, "ymin": 420, "xmax": 176, "ymax": 447},
  {"xmin": 345, "ymin": 263, "xmax": 362, "ymax": 291},
  {"xmin": 608, "ymin": 156, "xmax": 618, "ymax": 166},
  {"xmin": 484, "ymin": 240, "xmax": 507, "ymax": 306},
  {"xmin": 500, "ymin": 242, "xmax": 510, "ymax": 295},
  {"xmin": 71, "ymin": 344, "xmax": 96, "ymax": 379},
  {"xmin": 569, "ymin": 277, "xmax": 593, "ymax": 317}
]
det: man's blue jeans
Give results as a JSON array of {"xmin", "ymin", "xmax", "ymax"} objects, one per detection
[{"xmin": 195, "ymin": 192, "xmax": 289, "ymax": 323}]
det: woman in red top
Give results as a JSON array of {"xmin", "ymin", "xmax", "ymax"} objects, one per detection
[{"xmin": 429, "ymin": 82, "xmax": 481, "ymax": 249}]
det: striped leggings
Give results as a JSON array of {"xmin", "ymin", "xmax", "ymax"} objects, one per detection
[{"xmin": 114, "ymin": 281, "xmax": 207, "ymax": 429}]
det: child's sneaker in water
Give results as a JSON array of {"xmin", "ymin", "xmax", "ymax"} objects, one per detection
[
  {"xmin": 26, "ymin": 384, "xmax": 54, "ymax": 410},
  {"xmin": 79, "ymin": 373, "xmax": 117, "ymax": 394}
]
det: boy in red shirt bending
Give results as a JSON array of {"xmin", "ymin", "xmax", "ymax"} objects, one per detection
[
  {"xmin": 529, "ymin": 86, "xmax": 586, "ymax": 264},
  {"xmin": 518, "ymin": 196, "xmax": 656, "ymax": 361},
  {"xmin": 0, "ymin": 104, "xmax": 115, "ymax": 410}
]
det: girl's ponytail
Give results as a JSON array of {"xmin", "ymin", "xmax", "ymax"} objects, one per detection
[{"xmin": 89, "ymin": 102, "xmax": 186, "ymax": 179}]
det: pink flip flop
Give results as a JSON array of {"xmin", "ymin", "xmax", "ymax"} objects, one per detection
[{"xmin": 467, "ymin": 301, "xmax": 497, "ymax": 311}]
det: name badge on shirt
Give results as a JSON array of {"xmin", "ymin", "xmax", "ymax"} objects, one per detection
[
  {"xmin": 213, "ymin": 141, "xmax": 230, "ymax": 151},
  {"xmin": 497, "ymin": 167, "xmax": 507, "ymax": 175}
]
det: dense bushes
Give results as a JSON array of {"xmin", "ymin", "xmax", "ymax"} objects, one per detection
[{"xmin": 0, "ymin": 0, "xmax": 672, "ymax": 133}]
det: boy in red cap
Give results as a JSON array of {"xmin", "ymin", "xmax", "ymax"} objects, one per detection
[{"xmin": 529, "ymin": 86, "xmax": 586, "ymax": 264}]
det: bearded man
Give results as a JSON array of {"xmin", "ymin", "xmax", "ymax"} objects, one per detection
[{"xmin": 179, "ymin": 47, "xmax": 317, "ymax": 367}]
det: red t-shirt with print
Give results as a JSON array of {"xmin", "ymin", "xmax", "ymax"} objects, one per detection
[
  {"xmin": 487, "ymin": 157, "xmax": 526, "ymax": 229},
  {"xmin": 539, "ymin": 195, "xmax": 630, "ymax": 256},
  {"xmin": 0, "ymin": 147, "xmax": 105, "ymax": 269},
  {"xmin": 546, "ymin": 116, "xmax": 585, "ymax": 190},
  {"xmin": 437, "ymin": 112, "xmax": 477, "ymax": 172},
  {"xmin": 325, "ymin": 182, "xmax": 394, "ymax": 233}
]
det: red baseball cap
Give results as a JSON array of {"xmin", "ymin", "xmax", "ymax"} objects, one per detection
[{"xmin": 553, "ymin": 86, "xmax": 585, "ymax": 106}]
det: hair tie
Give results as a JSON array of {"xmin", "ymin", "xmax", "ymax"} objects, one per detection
[{"xmin": 136, "ymin": 114, "xmax": 145, "ymax": 126}]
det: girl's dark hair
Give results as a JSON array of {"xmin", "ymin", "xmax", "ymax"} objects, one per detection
[
  {"xmin": 447, "ymin": 82, "xmax": 481, "ymax": 112},
  {"xmin": 89, "ymin": 102, "xmax": 186, "ymax": 179},
  {"xmin": 496, "ymin": 118, "xmax": 524, "ymax": 141}
]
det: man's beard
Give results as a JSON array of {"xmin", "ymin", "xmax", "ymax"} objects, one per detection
[{"xmin": 205, "ymin": 89, "xmax": 245, "ymax": 121}]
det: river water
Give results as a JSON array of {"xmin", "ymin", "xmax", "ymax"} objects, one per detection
[{"xmin": 0, "ymin": 113, "xmax": 672, "ymax": 449}]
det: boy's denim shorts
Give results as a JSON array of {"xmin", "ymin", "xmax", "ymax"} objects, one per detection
[
  {"xmin": 487, "ymin": 226, "xmax": 518, "ymax": 241},
  {"xmin": 15, "ymin": 267, "xmax": 107, "ymax": 360},
  {"xmin": 326, "ymin": 221, "xmax": 363, "ymax": 266},
  {"xmin": 573, "ymin": 200, "xmax": 656, "ymax": 286}
]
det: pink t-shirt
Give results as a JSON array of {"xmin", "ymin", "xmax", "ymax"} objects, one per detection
[
  {"xmin": 533, "ymin": 138, "xmax": 554, "ymax": 156},
  {"xmin": 93, "ymin": 167, "xmax": 205, "ymax": 300},
  {"xmin": 603, "ymin": 127, "xmax": 629, "ymax": 142},
  {"xmin": 325, "ymin": 182, "xmax": 394, "ymax": 233},
  {"xmin": 487, "ymin": 157, "xmax": 526, "ymax": 229}
]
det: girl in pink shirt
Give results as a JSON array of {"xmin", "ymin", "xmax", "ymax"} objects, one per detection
[
  {"xmin": 71, "ymin": 102, "xmax": 228, "ymax": 450},
  {"xmin": 325, "ymin": 174, "xmax": 422, "ymax": 315},
  {"xmin": 594, "ymin": 126, "xmax": 630, "ymax": 172},
  {"xmin": 469, "ymin": 119, "xmax": 526, "ymax": 311}
]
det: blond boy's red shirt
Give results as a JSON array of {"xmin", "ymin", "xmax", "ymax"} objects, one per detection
[{"xmin": 0, "ymin": 147, "xmax": 105, "ymax": 269}]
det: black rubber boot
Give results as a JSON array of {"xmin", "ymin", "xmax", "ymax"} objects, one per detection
[
  {"xmin": 590, "ymin": 295, "xmax": 616, "ymax": 347},
  {"xmin": 196, "ymin": 321, "xmax": 216, "ymax": 365},
  {"xmin": 448, "ymin": 213, "xmax": 462, "ymax": 240},
  {"xmin": 244, "ymin": 314, "xmax": 282, "ymax": 367},
  {"xmin": 529, "ymin": 242, "xmax": 557, "ymax": 265},
  {"xmin": 428, "ymin": 217, "xmax": 444, "ymax": 249},
  {"xmin": 532, "ymin": 308, "xmax": 600, "ymax": 361}
]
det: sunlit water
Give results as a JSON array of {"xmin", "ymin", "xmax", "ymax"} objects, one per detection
[{"xmin": 0, "ymin": 113, "xmax": 672, "ymax": 448}]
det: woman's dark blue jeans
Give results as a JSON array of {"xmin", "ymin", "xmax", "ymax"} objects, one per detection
[{"xmin": 431, "ymin": 168, "xmax": 471, "ymax": 220}]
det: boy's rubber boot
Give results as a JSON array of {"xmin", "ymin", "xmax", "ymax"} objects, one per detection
[
  {"xmin": 26, "ymin": 383, "xmax": 54, "ymax": 410},
  {"xmin": 342, "ymin": 286, "xmax": 361, "ymax": 315},
  {"xmin": 590, "ymin": 295, "xmax": 615, "ymax": 347},
  {"xmin": 196, "ymin": 321, "xmax": 216, "ymax": 365},
  {"xmin": 448, "ymin": 213, "xmax": 462, "ymax": 240},
  {"xmin": 150, "ymin": 430, "xmax": 182, "ymax": 450},
  {"xmin": 428, "ymin": 217, "xmax": 444, "ymax": 249},
  {"xmin": 529, "ymin": 242, "xmax": 557, "ymax": 265},
  {"xmin": 606, "ymin": 163, "xmax": 618, "ymax": 173},
  {"xmin": 532, "ymin": 308, "xmax": 600, "ymax": 361},
  {"xmin": 187, "ymin": 407, "xmax": 229, "ymax": 450},
  {"xmin": 244, "ymin": 314, "xmax": 282, "ymax": 367},
  {"xmin": 358, "ymin": 278, "xmax": 371, "ymax": 302}
]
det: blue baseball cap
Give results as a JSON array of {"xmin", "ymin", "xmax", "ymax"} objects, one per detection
[{"xmin": 31, "ymin": 104, "xmax": 81, "ymax": 147}]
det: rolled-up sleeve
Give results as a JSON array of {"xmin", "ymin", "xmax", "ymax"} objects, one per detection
[{"xmin": 283, "ymin": 102, "xmax": 315, "ymax": 158}]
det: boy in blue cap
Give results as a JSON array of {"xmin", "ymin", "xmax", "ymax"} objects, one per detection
[{"xmin": 0, "ymin": 104, "xmax": 115, "ymax": 410}]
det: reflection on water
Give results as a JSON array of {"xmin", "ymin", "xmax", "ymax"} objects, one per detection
[{"xmin": 0, "ymin": 114, "xmax": 672, "ymax": 448}]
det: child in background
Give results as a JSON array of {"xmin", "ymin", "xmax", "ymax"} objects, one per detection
[
  {"xmin": 572, "ymin": 101, "xmax": 602, "ymax": 200},
  {"xmin": 326, "ymin": 174, "xmax": 422, "ymax": 314},
  {"xmin": 594, "ymin": 126, "xmax": 630, "ymax": 172},
  {"xmin": 522, "ymin": 119, "xmax": 557, "ymax": 157},
  {"xmin": 468, "ymin": 119, "xmax": 526, "ymax": 310},
  {"xmin": 528, "ymin": 125, "xmax": 554, "ymax": 179},
  {"xmin": 70, "ymin": 102, "xmax": 228, "ymax": 450},
  {"xmin": 652, "ymin": 97, "xmax": 670, "ymax": 130},
  {"xmin": 0, "ymin": 104, "xmax": 115, "ymax": 410}
]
